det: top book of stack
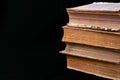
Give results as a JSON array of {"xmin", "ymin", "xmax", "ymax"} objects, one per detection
[{"xmin": 67, "ymin": 2, "xmax": 120, "ymax": 32}]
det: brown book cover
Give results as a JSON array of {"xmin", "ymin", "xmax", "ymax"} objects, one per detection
[
  {"xmin": 67, "ymin": 2, "xmax": 120, "ymax": 32},
  {"xmin": 62, "ymin": 26, "xmax": 120, "ymax": 49},
  {"xmin": 61, "ymin": 43, "xmax": 120, "ymax": 64},
  {"xmin": 67, "ymin": 55, "xmax": 120, "ymax": 80}
]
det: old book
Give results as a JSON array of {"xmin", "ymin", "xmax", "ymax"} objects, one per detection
[
  {"xmin": 60, "ymin": 42, "xmax": 120, "ymax": 64},
  {"xmin": 67, "ymin": 55, "xmax": 120, "ymax": 80},
  {"xmin": 62, "ymin": 26, "xmax": 120, "ymax": 49},
  {"xmin": 67, "ymin": 2, "xmax": 120, "ymax": 32}
]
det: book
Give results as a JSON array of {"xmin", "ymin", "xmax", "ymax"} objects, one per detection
[
  {"xmin": 67, "ymin": 2, "xmax": 120, "ymax": 32},
  {"xmin": 62, "ymin": 26, "xmax": 120, "ymax": 49},
  {"xmin": 61, "ymin": 42, "xmax": 120, "ymax": 64},
  {"xmin": 67, "ymin": 55, "xmax": 120, "ymax": 80}
]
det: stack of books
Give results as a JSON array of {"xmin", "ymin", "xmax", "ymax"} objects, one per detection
[{"xmin": 61, "ymin": 2, "xmax": 120, "ymax": 80}]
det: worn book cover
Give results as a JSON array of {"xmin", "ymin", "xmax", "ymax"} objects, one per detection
[{"xmin": 67, "ymin": 2, "xmax": 120, "ymax": 32}]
